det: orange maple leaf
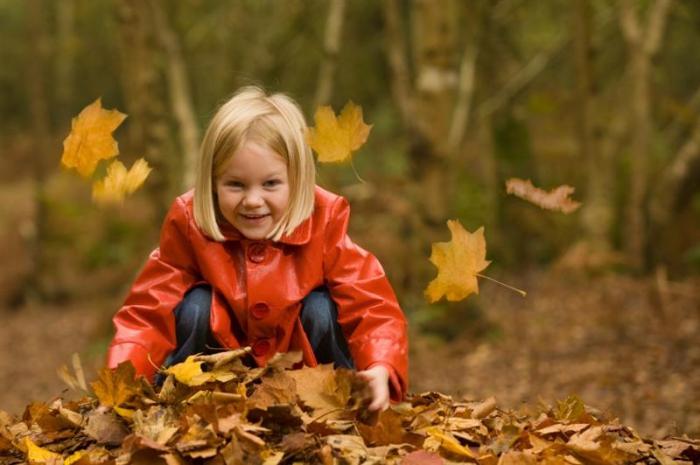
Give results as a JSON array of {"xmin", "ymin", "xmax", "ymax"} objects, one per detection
[
  {"xmin": 91, "ymin": 361, "xmax": 141, "ymax": 410},
  {"xmin": 306, "ymin": 101, "xmax": 372, "ymax": 163},
  {"xmin": 505, "ymin": 178, "xmax": 581, "ymax": 214},
  {"xmin": 92, "ymin": 158, "xmax": 152, "ymax": 206},
  {"xmin": 287, "ymin": 364, "xmax": 353, "ymax": 420},
  {"xmin": 61, "ymin": 98, "xmax": 127, "ymax": 177},
  {"xmin": 425, "ymin": 221, "xmax": 491, "ymax": 303}
]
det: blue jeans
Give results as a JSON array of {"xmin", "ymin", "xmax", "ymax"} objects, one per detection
[{"xmin": 162, "ymin": 285, "xmax": 354, "ymax": 373}]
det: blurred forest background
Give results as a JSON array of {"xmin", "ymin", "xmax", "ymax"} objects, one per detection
[{"xmin": 1, "ymin": 0, "xmax": 699, "ymax": 439}]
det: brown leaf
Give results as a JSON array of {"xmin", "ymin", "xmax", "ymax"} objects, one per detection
[
  {"xmin": 356, "ymin": 408, "xmax": 404, "ymax": 446},
  {"xmin": 247, "ymin": 370, "xmax": 297, "ymax": 411},
  {"xmin": 84, "ymin": 410, "xmax": 129, "ymax": 446},
  {"xmin": 505, "ymin": 178, "xmax": 581, "ymax": 214},
  {"xmin": 400, "ymin": 449, "xmax": 445, "ymax": 464},
  {"xmin": 288, "ymin": 365, "xmax": 353, "ymax": 420}
]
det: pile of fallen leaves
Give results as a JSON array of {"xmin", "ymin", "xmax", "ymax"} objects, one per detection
[{"xmin": 1, "ymin": 349, "xmax": 698, "ymax": 464}]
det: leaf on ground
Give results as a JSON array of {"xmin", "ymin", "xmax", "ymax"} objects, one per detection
[
  {"xmin": 306, "ymin": 101, "xmax": 372, "ymax": 163},
  {"xmin": 505, "ymin": 178, "xmax": 581, "ymax": 214},
  {"xmin": 247, "ymin": 370, "xmax": 297, "ymax": 411},
  {"xmin": 24, "ymin": 436, "xmax": 60, "ymax": 461},
  {"xmin": 425, "ymin": 220, "xmax": 491, "ymax": 303},
  {"xmin": 92, "ymin": 158, "xmax": 152, "ymax": 206},
  {"xmin": 61, "ymin": 98, "xmax": 127, "ymax": 177},
  {"xmin": 91, "ymin": 361, "xmax": 141, "ymax": 409},
  {"xmin": 287, "ymin": 365, "xmax": 353, "ymax": 420},
  {"xmin": 163, "ymin": 355, "xmax": 236, "ymax": 387}
]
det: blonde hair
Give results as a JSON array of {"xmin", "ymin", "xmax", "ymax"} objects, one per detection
[{"xmin": 194, "ymin": 86, "xmax": 315, "ymax": 242}]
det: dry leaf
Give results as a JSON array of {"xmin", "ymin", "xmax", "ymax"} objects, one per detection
[
  {"xmin": 61, "ymin": 98, "xmax": 127, "ymax": 177},
  {"xmin": 306, "ymin": 101, "xmax": 372, "ymax": 163},
  {"xmin": 163, "ymin": 355, "xmax": 236, "ymax": 386},
  {"xmin": 425, "ymin": 221, "xmax": 491, "ymax": 303},
  {"xmin": 91, "ymin": 361, "xmax": 142, "ymax": 409},
  {"xmin": 92, "ymin": 158, "xmax": 152, "ymax": 206},
  {"xmin": 287, "ymin": 365, "xmax": 353, "ymax": 420},
  {"xmin": 505, "ymin": 178, "xmax": 581, "ymax": 214}
]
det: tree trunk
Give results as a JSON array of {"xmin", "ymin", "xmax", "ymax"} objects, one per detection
[
  {"xmin": 314, "ymin": 0, "xmax": 347, "ymax": 108},
  {"xmin": 55, "ymin": 0, "xmax": 75, "ymax": 124},
  {"xmin": 150, "ymin": 0, "xmax": 201, "ymax": 192},
  {"xmin": 383, "ymin": 0, "xmax": 458, "ymax": 297},
  {"xmin": 116, "ymin": 0, "xmax": 177, "ymax": 221},
  {"xmin": 574, "ymin": 0, "xmax": 615, "ymax": 262},
  {"xmin": 648, "ymin": 113, "xmax": 700, "ymax": 262},
  {"xmin": 23, "ymin": 0, "xmax": 52, "ymax": 305},
  {"xmin": 617, "ymin": 0, "xmax": 673, "ymax": 271}
]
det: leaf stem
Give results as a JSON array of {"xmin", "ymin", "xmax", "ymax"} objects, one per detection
[
  {"xmin": 349, "ymin": 156, "xmax": 365, "ymax": 184},
  {"xmin": 476, "ymin": 273, "xmax": 527, "ymax": 297}
]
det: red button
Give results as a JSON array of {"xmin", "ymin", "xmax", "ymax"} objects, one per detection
[
  {"xmin": 247, "ymin": 243, "xmax": 266, "ymax": 263},
  {"xmin": 251, "ymin": 302, "xmax": 270, "ymax": 319},
  {"xmin": 252, "ymin": 339, "xmax": 271, "ymax": 356}
]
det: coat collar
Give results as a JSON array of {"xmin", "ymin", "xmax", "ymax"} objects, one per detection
[{"xmin": 218, "ymin": 215, "xmax": 313, "ymax": 245}]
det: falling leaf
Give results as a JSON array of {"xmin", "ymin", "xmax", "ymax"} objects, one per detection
[
  {"xmin": 92, "ymin": 158, "xmax": 152, "ymax": 206},
  {"xmin": 306, "ymin": 101, "xmax": 372, "ymax": 163},
  {"xmin": 91, "ymin": 361, "xmax": 142, "ymax": 409},
  {"xmin": 425, "ymin": 221, "xmax": 491, "ymax": 303},
  {"xmin": 505, "ymin": 178, "xmax": 581, "ymax": 214},
  {"xmin": 61, "ymin": 98, "xmax": 127, "ymax": 177}
]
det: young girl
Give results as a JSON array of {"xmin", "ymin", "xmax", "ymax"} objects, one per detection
[{"xmin": 106, "ymin": 86, "xmax": 408, "ymax": 410}]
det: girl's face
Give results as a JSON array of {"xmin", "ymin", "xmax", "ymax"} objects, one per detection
[{"xmin": 215, "ymin": 141, "xmax": 290, "ymax": 240}]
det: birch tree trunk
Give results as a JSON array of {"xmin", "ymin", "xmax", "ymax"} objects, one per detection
[
  {"xmin": 24, "ymin": 0, "xmax": 52, "ymax": 304},
  {"xmin": 150, "ymin": 0, "xmax": 200, "ymax": 192},
  {"xmin": 383, "ymin": 0, "xmax": 458, "ymax": 294},
  {"xmin": 617, "ymin": 0, "xmax": 673, "ymax": 270},
  {"xmin": 314, "ymin": 0, "xmax": 347, "ymax": 108},
  {"xmin": 55, "ymin": 0, "xmax": 75, "ymax": 124},
  {"xmin": 648, "ymin": 112, "xmax": 700, "ymax": 262},
  {"xmin": 116, "ymin": 0, "xmax": 177, "ymax": 221},
  {"xmin": 574, "ymin": 0, "xmax": 614, "ymax": 261}
]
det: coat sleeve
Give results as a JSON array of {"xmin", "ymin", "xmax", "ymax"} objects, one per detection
[
  {"xmin": 105, "ymin": 197, "xmax": 201, "ymax": 380},
  {"xmin": 322, "ymin": 196, "xmax": 409, "ymax": 401}
]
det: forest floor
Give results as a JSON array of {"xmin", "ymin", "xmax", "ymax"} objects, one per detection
[{"xmin": 0, "ymin": 270, "xmax": 698, "ymax": 441}]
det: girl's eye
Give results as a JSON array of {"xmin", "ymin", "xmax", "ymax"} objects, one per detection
[
  {"xmin": 228, "ymin": 181, "xmax": 244, "ymax": 188},
  {"xmin": 264, "ymin": 180, "xmax": 280, "ymax": 187}
]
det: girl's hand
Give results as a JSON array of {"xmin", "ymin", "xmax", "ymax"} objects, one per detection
[{"xmin": 357, "ymin": 365, "xmax": 390, "ymax": 411}]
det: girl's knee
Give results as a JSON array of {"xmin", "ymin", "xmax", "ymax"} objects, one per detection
[
  {"xmin": 177, "ymin": 286, "xmax": 212, "ymax": 321},
  {"xmin": 301, "ymin": 288, "xmax": 335, "ymax": 328}
]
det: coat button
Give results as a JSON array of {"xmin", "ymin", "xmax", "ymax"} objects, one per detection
[
  {"xmin": 247, "ymin": 243, "xmax": 266, "ymax": 263},
  {"xmin": 251, "ymin": 302, "xmax": 270, "ymax": 319},
  {"xmin": 252, "ymin": 339, "xmax": 271, "ymax": 356}
]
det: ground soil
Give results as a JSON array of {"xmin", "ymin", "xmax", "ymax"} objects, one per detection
[{"xmin": 0, "ymin": 271, "xmax": 698, "ymax": 441}]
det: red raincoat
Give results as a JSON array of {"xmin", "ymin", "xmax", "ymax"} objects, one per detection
[{"xmin": 106, "ymin": 186, "xmax": 408, "ymax": 400}]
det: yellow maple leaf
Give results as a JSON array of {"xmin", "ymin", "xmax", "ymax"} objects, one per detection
[
  {"xmin": 425, "ymin": 221, "xmax": 491, "ymax": 303},
  {"xmin": 92, "ymin": 158, "xmax": 152, "ymax": 205},
  {"xmin": 25, "ymin": 437, "xmax": 60, "ymax": 462},
  {"xmin": 61, "ymin": 98, "xmax": 127, "ymax": 177},
  {"xmin": 91, "ymin": 361, "xmax": 141, "ymax": 409},
  {"xmin": 306, "ymin": 101, "xmax": 372, "ymax": 163},
  {"xmin": 163, "ymin": 355, "xmax": 236, "ymax": 386}
]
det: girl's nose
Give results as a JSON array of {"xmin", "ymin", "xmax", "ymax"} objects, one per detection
[{"xmin": 242, "ymin": 191, "xmax": 264, "ymax": 208}]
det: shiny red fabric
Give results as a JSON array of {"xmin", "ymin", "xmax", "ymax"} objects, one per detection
[{"xmin": 106, "ymin": 186, "xmax": 409, "ymax": 400}]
